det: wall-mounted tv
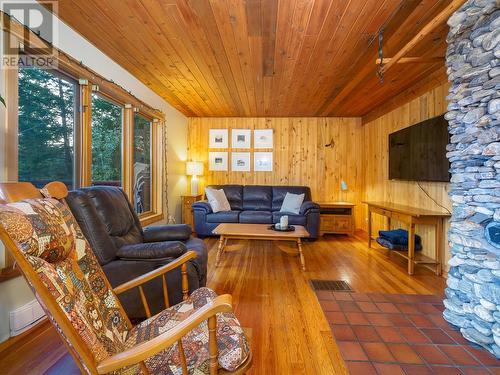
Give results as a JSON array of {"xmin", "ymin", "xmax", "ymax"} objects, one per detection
[{"xmin": 389, "ymin": 115, "xmax": 450, "ymax": 182}]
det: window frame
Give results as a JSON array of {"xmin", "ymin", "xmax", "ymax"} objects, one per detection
[
  {"xmin": 1, "ymin": 17, "xmax": 165, "ymax": 281},
  {"xmin": 133, "ymin": 111, "xmax": 163, "ymax": 225},
  {"xmin": 132, "ymin": 111, "xmax": 154, "ymax": 217}
]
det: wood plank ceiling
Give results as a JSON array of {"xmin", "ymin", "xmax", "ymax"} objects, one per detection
[{"xmin": 48, "ymin": 0, "xmax": 450, "ymax": 117}]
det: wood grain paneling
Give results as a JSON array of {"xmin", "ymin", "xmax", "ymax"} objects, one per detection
[
  {"xmin": 187, "ymin": 117, "xmax": 365, "ymax": 229},
  {"xmin": 47, "ymin": 0, "xmax": 451, "ymax": 117},
  {"xmin": 362, "ymin": 83, "xmax": 452, "ymax": 266}
]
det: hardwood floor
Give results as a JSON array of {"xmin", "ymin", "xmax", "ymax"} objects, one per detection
[{"xmin": 0, "ymin": 232, "xmax": 447, "ymax": 374}]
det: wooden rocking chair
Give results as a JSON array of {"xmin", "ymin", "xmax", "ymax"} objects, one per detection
[{"xmin": 0, "ymin": 181, "xmax": 252, "ymax": 375}]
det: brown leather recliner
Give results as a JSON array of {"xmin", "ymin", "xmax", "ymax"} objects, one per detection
[{"xmin": 65, "ymin": 186, "xmax": 208, "ymax": 319}]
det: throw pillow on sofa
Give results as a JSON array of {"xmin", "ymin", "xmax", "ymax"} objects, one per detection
[
  {"xmin": 205, "ymin": 188, "xmax": 231, "ymax": 213},
  {"xmin": 280, "ymin": 192, "xmax": 305, "ymax": 214}
]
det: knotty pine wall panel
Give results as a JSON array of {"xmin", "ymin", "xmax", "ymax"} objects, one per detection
[
  {"xmin": 362, "ymin": 83, "xmax": 452, "ymax": 265},
  {"xmin": 187, "ymin": 117, "xmax": 365, "ymax": 229}
]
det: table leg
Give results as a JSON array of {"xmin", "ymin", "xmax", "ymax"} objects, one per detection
[
  {"xmin": 216, "ymin": 235, "xmax": 226, "ymax": 267},
  {"xmin": 408, "ymin": 223, "xmax": 415, "ymax": 275},
  {"xmin": 297, "ymin": 238, "xmax": 306, "ymax": 271},
  {"xmin": 435, "ymin": 219, "xmax": 443, "ymax": 276},
  {"xmin": 368, "ymin": 208, "xmax": 372, "ymax": 248}
]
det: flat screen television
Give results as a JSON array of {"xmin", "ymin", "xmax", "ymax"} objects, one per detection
[{"xmin": 389, "ymin": 114, "xmax": 450, "ymax": 182}]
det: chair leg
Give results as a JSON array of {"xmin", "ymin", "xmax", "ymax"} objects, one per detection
[
  {"xmin": 208, "ymin": 315, "xmax": 218, "ymax": 375},
  {"xmin": 216, "ymin": 236, "xmax": 226, "ymax": 266}
]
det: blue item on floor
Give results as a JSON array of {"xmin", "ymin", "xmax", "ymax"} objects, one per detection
[
  {"xmin": 376, "ymin": 237, "xmax": 423, "ymax": 251},
  {"xmin": 379, "ymin": 228, "xmax": 422, "ymax": 246}
]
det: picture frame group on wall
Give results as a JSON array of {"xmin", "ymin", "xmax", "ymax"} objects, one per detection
[{"xmin": 208, "ymin": 128, "xmax": 273, "ymax": 172}]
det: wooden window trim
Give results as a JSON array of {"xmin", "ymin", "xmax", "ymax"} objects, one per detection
[{"xmin": 133, "ymin": 112, "xmax": 164, "ymax": 226}]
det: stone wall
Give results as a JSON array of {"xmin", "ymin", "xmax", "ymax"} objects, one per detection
[{"xmin": 444, "ymin": 0, "xmax": 500, "ymax": 358}]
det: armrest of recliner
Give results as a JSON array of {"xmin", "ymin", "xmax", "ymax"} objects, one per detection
[
  {"xmin": 192, "ymin": 200, "xmax": 212, "ymax": 214},
  {"xmin": 143, "ymin": 224, "xmax": 191, "ymax": 242},
  {"xmin": 116, "ymin": 241, "xmax": 187, "ymax": 260},
  {"xmin": 300, "ymin": 201, "xmax": 320, "ymax": 215}
]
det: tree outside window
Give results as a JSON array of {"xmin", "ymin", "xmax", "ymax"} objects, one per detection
[
  {"xmin": 91, "ymin": 94, "xmax": 122, "ymax": 186},
  {"xmin": 18, "ymin": 67, "xmax": 76, "ymax": 188}
]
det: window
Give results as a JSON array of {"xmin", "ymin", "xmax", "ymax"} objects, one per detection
[
  {"xmin": 133, "ymin": 113, "xmax": 152, "ymax": 214},
  {"xmin": 91, "ymin": 93, "xmax": 123, "ymax": 186},
  {"xmin": 18, "ymin": 67, "xmax": 77, "ymax": 188}
]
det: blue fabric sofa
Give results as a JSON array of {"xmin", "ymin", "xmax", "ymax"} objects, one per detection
[{"xmin": 192, "ymin": 185, "xmax": 320, "ymax": 239}]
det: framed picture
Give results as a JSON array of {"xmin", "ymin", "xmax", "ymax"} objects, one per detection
[
  {"xmin": 209, "ymin": 152, "xmax": 228, "ymax": 171},
  {"xmin": 254, "ymin": 129, "xmax": 273, "ymax": 149},
  {"xmin": 254, "ymin": 152, "xmax": 273, "ymax": 172},
  {"xmin": 209, "ymin": 129, "xmax": 228, "ymax": 148},
  {"xmin": 231, "ymin": 152, "xmax": 250, "ymax": 172},
  {"xmin": 231, "ymin": 129, "xmax": 251, "ymax": 149}
]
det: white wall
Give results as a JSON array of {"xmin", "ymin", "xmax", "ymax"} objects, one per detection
[{"xmin": 0, "ymin": 9, "xmax": 189, "ymax": 342}]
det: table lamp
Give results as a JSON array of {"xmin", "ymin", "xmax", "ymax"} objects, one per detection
[{"xmin": 186, "ymin": 161, "xmax": 203, "ymax": 195}]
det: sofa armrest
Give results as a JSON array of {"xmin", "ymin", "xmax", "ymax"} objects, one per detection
[
  {"xmin": 116, "ymin": 242, "xmax": 187, "ymax": 260},
  {"xmin": 300, "ymin": 201, "xmax": 320, "ymax": 215},
  {"xmin": 192, "ymin": 200, "xmax": 213, "ymax": 214},
  {"xmin": 143, "ymin": 224, "xmax": 191, "ymax": 242}
]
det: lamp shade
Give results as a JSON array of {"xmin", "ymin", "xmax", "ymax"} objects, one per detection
[{"xmin": 186, "ymin": 161, "xmax": 204, "ymax": 176}]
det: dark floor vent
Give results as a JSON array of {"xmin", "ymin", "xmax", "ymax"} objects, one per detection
[{"xmin": 310, "ymin": 279, "xmax": 353, "ymax": 292}]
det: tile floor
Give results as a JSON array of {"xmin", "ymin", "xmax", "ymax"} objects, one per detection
[{"xmin": 316, "ymin": 291, "xmax": 500, "ymax": 374}]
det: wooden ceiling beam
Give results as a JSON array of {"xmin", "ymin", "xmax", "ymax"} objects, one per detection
[
  {"xmin": 381, "ymin": 0, "xmax": 466, "ymax": 73},
  {"xmin": 376, "ymin": 57, "xmax": 444, "ymax": 64},
  {"xmin": 317, "ymin": 0, "xmax": 424, "ymax": 116},
  {"xmin": 361, "ymin": 65, "xmax": 448, "ymax": 124}
]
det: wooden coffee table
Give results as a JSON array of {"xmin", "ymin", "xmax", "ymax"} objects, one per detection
[{"xmin": 212, "ymin": 223, "xmax": 310, "ymax": 271}]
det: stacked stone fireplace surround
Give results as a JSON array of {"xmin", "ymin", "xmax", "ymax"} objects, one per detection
[{"xmin": 444, "ymin": 0, "xmax": 500, "ymax": 358}]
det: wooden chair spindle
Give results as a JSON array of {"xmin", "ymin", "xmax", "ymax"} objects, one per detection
[
  {"xmin": 181, "ymin": 263, "xmax": 189, "ymax": 301},
  {"xmin": 162, "ymin": 274, "xmax": 170, "ymax": 308},
  {"xmin": 138, "ymin": 285, "xmax": 152, "ymax": 318}
]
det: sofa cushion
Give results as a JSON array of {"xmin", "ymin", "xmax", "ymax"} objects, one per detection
[
  {"xmin": 272, "ymin": 186, "xmax": 312, "ymax": 212},
  {"xmin": 272, "ymin": 212, "xmax": 307, "ymax": 226},
  {"xmin": 207, "ymin": 185, "xmax": 243, "ymax": 211},
  {"xmin": 243, "ymin": 185, "xmax": 272, "ymax": 211},
  {"xmin": 206, "ymin": 211, "xmax": 240, "ymax": 223},
  {"xmin": 239, "ymin": 210, "xmax": 272, "ymax": 224}
]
